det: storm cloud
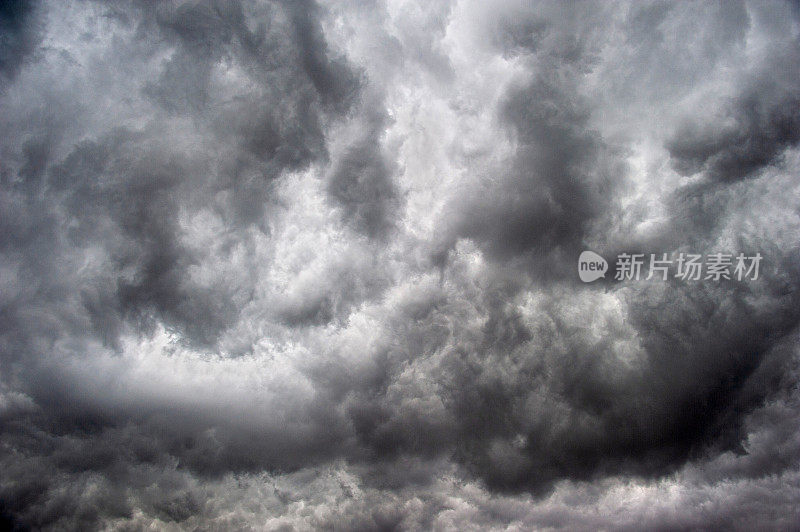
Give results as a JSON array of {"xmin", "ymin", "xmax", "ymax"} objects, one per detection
[{"xmin": 1, "ymin": 1, "xmax": 800, "ymax": 530}]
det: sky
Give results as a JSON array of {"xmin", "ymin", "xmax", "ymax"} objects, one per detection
[{"xmin": 1, "ymin": 0, "xmax": 799, "ymax": 530}]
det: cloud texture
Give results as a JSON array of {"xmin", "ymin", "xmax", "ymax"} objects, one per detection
[{"xmin": 1, "ymin": 0, "xmax": 799, "ymax": 530}]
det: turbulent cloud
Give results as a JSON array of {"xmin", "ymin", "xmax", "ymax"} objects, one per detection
[
  {"xmin": 0, "ymin": 0, "xmax": 42, "ymax": 82},
  {"xmin": 1, "ymin": 0, "xmax": 799, "ymax": 530},
  {"xmin": 668, "ymin": 86, "xmax": 800, "ymax": 182}
]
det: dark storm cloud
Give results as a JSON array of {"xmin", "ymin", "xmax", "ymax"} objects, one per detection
[
  {"xmin": 0, "ymin": 0, "xmax": 42, "ymax": 82},
  {"xmin": 327, "ymin": 103, "xmax": 399, "ymax": 239},
  {"xmin": 282, "ymin": 0, "xmax": 360, "ymax": 111},
  {"xmin": 452, "ymin": 75, "xmax": 622, "ymax": 269},
  {"xmin": 339, "ymin": 248, "xmax": 800, "ymax": 494},
  {"xmin": 418, "ymin": 7, "xmax": 800, "ymax": 493},
  {"xmin": 1, "ymin": 0, "xmax": 800, "ymax": 530},
  {"xmin": 1, "ymin": 0, "xmax": 363, "ymax": 352},
  {"xmin": 0, "ymin": 0, "xmax": 367, "ymax": 523},
  {"xmin": 438, "ymin": 4, "xmax": 625, "ymax": 283},
  {"xmin": 668, "ymin": 85, "xmax": 800, "ymax": 182},
  {"xmin": 354, "ymin": 0, "xmax": 800, "ymax": 497},
  {"xmin": 662, "ymin": 4, "xmax": 800, "ymax": 183}
]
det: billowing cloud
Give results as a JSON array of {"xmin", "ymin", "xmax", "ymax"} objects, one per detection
[{"xmin": 1, "ymin": 0, "xmax": 799, "ymax": 530}]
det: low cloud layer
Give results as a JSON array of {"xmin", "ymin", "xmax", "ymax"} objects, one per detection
[{"xmin": 1, "ymin": 1, "xmax": 799, "ymax": 530}]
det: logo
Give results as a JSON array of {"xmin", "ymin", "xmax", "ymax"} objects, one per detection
[
  {"xmin": 578, "ymin": 251, "xmax": 608, "ymax": 282},
  {"xmin": 578, "ymin": 250, "xmax": 762, "ymax": 283}
]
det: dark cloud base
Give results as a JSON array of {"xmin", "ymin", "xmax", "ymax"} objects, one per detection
[{"xmin": 1, "ymin": 0, "xmax": 800, "ymax": 530}]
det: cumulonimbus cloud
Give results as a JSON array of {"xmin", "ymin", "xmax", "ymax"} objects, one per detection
[{"xmin": 1, "ymin": 0, "xmax": 799, "ymax": 529}]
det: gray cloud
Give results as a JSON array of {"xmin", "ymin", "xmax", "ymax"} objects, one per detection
[
  {"xmin": 1, "ymin": 0, "xmax": 799, "ymax": 530},
  {"xmin": 668, "ymin": 83, "xmax": 800, "ymax": 182},
  {"xmin": 0, "ymin": 0, "xmax": 42, "ymax": 82},
  {"xmin": 327, "ymin": 100, "xmax": 399, "ymax": 240}
]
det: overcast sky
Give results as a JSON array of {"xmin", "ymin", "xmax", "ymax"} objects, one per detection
[{"xmin": 1, "ymin": 0, "xmax": 800, "ymax": 530}]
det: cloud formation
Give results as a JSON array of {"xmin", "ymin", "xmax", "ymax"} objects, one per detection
[{"xmin": 1, "ymin": 0, "xmax": 799, "ymax": 529}]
